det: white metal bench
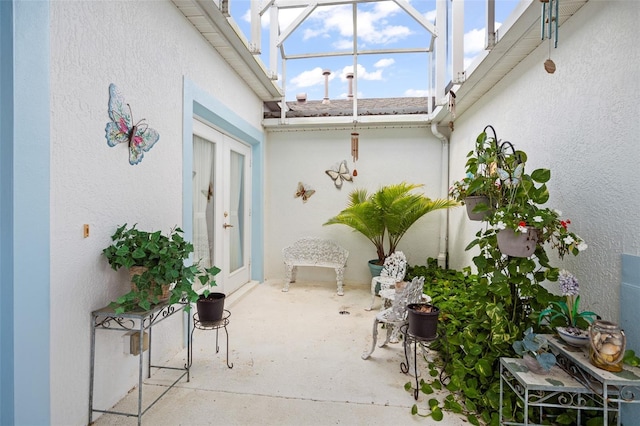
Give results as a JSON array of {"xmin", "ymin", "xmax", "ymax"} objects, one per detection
[{"xmin": 282, "ymin": 237, "xmax": 349, "ymax": 295}]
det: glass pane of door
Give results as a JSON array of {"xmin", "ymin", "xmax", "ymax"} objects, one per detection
[{"xmin": 228, "ymin": 149, "xmax": 244, "ymax": 272}]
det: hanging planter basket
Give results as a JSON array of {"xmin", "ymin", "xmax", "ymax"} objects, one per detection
[
  {"xmin": 407, "ymin": 304, "xmax": 439, "ymax": 340},
  {"xmin": 497, "ymin": 228, "xmax": 539, "ymax": 258},
  {"xmin": 464, "ymin": 195, "xmax": 494, "ymax": 221}
]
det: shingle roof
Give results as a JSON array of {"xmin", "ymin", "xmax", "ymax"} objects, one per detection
[{"xmin": 263, "ymin": 97, "xmax": 433, "ymax": 119}]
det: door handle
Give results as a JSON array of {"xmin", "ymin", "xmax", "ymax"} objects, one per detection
[{"xmin": 223, "ymin": 223, "xmax": 234, "ymax": 229}]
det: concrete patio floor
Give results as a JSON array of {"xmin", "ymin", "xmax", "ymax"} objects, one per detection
[{"xmin": 91, "ymin": 279, "xmax": 468, "ymax": 425}]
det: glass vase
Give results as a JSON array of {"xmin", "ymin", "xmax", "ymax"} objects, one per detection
[{"xmin": 588, "ymin": 320, "xmax": 626, "ymax": 372}]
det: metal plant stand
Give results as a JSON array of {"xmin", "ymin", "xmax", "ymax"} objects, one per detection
[
  {"xmin": 400, "ymin": 324, "xmax": 442, "ymax": 400},
  {"xmin": 88, "ymin": 301, "xmax": 191, "ymax": 426},
  {"xmin": 191, "ymin": 310, "xmax": 233, "ymax": 369}
]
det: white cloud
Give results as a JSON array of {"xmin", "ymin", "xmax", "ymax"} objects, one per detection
[
  {"xmin": 290, "ymin": 67, "xmax": 336, "ymax": 89},
  {"xmin": 424, "ymin": 10, "xmax": 436, "ymax": 22},
  {"xmin": 281, "ymin": 3, "xmax": 413, "ymax": 46},
  {"xmin": 339, "ymin": 64, "xmax": 383, "ymax": 81},
  {"xmin": 333, "ymin": 39, "xmax": 355, "ymax": 50},
  {"xmin": 463, "ymin": 22, "xmax": 502, "ymax": 68},
  {"xmin": 404, "ymin": 88, "xmax": 430, "ymax": 97},
  {"xmin": 374, "ymin": 58, "xmax": 395, "ymax": 68},
  {"xmin": 464, "ymin": 28, "xmax": 486, "ymax": 56}
]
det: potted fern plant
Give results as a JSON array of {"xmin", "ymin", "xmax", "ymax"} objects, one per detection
[
  {"xmin": 103, "ymin": 223, "xmax": 220, "ymax": 313},
  {"xmin": 323, "ymin": 182, "xmax": 458, "ymax": 272}
]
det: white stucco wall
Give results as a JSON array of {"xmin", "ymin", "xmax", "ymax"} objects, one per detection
[
  {"xmin": 447, "ymin": 1, "xmax": 639, "ymax": 323},
  {"xmin": 49, "ymin": 2, "xmax": 263, "ymax": 424},
  {"xmin": 264, "ymin": 126, "xmax": 452, "ymax": 285}
]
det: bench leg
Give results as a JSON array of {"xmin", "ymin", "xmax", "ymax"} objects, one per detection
[
  {"xmin": 283, "ymin": 265, "xmax": 296, "ymax": 292},
  {"xmin": 367, "ymin": 277, "xmax": 379, "ymax": 310},
  {"xmin": 362, "ymin": 318, "xmax": 380, "ymax": 359},
  {"xmin": 335, "ymin": 267, "xmax": 344, "ymax": 296}
]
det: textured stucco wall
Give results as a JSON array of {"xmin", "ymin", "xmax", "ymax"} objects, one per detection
[
  {"xmin": 49, "ymin": 2, "xmax": 262, "ymax": 424},
  {"xmin": 447, "ymin": 1, "xmax": 640, "ymax": 323},
  {"xmin": 264, "ymin": 126, "xmax": 450, "ymax": 285}
]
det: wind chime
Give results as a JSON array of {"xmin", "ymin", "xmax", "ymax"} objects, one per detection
[
  {"xmin": 350, "ymin": 125, "xmax": 359, "ymax": 177},
  {"xmin": 540, "ymin": 0, "xmax": 559, "ymax": 73}
]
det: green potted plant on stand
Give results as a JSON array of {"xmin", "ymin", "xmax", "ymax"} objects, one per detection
[
  {"xmin": 103, "ymin": 223, "xmax": 220, "ymax": 314},
  {"xmin": 323, "ymin": 182, "xmax": 458, "ymax": 274},
  {"xmin": 449, "ymin": 125, "xmax": 502, "ymax": 221}
]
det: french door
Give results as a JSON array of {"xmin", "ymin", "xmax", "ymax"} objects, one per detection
[{"xmin": 192, "ymin": 119, "xmax": 251, "ymax": 295}]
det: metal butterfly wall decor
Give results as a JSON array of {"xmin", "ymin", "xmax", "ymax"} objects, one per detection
[
  {"xmin": 295, "ymin": 182, "xmax": 315, "ymax": 203},
  {"xmin": 325, "ymin": 160, "xmax": 353, "ymax": 189},
  {"xmin": 105, "ymin": 83, "xmax": 159, "ymax": 165}
]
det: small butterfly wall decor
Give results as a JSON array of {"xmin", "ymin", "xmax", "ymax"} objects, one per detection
[
  {"xmin": 105, "ymin": 83, "xmax": 159, "ymax": 165},
  {"xmin": 498, "ymin": 163, "xmax": 524, "ymax": 187},
  {"xmin": 325, "ymin": 160, "xmax": 353, "ymax": 189},
  {"xmin": 295, "ymin": 182, "xmax": 315, "ymax": 203}
]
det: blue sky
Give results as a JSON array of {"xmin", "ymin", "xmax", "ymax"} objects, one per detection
[{"xmin": 230, "ymin": 0, "xmax": 520, "ymax": 101}]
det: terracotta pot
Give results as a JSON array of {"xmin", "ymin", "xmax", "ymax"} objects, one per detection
[{"xmin": 497, "ymin": 228, "xmax": 538, "ymax": 257}]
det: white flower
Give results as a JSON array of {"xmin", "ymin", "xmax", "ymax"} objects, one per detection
[
  {"xmin": 563, "ymin": 235, "xmax": 575, "ymax": 245},
  {"xmin": 495, "ymin": 221, "xmax": 506, "ymax": 230},
  {"xmin": 577, "ymin": 241, "xmax": 588, "ymax": 251},
  {"xmin": 517, "ymin": 224, "xmax": 528, "ymax": 233},
  {"xmin": 554, "ymin": 209, "xmax": 563, "ymax": 216},
  {"xmin": 533, "ymin": 216, "xmax": 543, "ymax": 223}
]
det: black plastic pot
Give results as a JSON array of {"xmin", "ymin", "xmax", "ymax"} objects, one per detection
[
  {"xmin": 196, "ymin": 292, "xmax": 226, "ymax": 324},
  {"xmin": 407, "ymin": 304, "xmax": 439, "ymax": 339}
]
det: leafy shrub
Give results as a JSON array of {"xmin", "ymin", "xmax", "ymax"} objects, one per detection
[{"xmin": 406, "ymin": 258, "xmax": 616, "ymax": 425}]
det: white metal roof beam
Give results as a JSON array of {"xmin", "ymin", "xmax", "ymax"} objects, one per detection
[
  {"xmin": 273, "ymin": 0, "xmax": 380, "ymax": 9},
  {"xmin": 284, "ymin": 47, "xmax": 430, "ymax": 60},
  {"xmin": 277, "ymin": 3, "xmax": 317, "ymax": 46},
  {"xmin": 393, "ymin": 0, "xmax": 437, "ymax": 36},
  {"xmin": 452, "ymin": 0, "xmax": 464, "ymax": 84}
]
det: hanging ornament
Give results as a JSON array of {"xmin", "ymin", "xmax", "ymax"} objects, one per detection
[
  {"xmin": 351, "ymin": 130, "xmax": 359, "ymax": 177},
  {"xmin": 448, "ymin": 90, "xmax": 456, "ymax": 118},
  {"xmin": 541, "ymin": 0, "xmax": 559, "ymax": 73}
]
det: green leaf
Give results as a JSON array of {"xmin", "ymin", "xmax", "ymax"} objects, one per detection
[
  {"xmin": 466, "ymin": 414, "xmax": 480, "ymax": 426},
  {"xmin": 530, "ymin": 168, "xmax": 550, "ymax": 183},
  {"xmin": 475, "ymin": 358, "xmax": 492, "ymax": 377},
  {"xmin": 431, "ymin": 407, "xmax": 444, "ymax": 421}
]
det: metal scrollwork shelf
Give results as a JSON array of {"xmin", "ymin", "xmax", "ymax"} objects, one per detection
[
  {"xmin": 88, "ymin": 300, "xmax": 191, "ymax": 426},
  {"xmin": 499, "ymin": 334, "xmax": 640, "ymax": 425}
]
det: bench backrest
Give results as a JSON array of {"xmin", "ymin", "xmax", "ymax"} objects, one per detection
[{"xmin": 282, "ymin": 237, "xmax": 349, "ymax": 266}]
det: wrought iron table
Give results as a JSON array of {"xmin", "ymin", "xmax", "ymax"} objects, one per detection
[
  {"xmin": 499, "ymin": 357, "xmax": 593, "ymax": 425},
  {"xmin": 88, "ymin": 301, "xmax": 191, "ymax": 425},
  {"xmin": 499, "ymin": 335, "xmax": 640, "ymax": 425},
  {"xmin": 545, "ymin": 334, "xmax": 640, "ymax": 425},
  {"xmin": 191, "ymin": 309, "xmax": 233, "ymax": 369}
]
